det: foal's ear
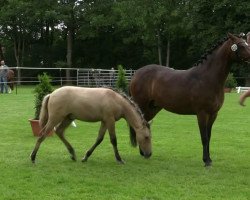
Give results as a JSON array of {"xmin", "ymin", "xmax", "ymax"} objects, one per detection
[
  {"xmin": 227, "ymin": 33, "xmax": 237, "ymax": 42},
  {"xmin": 148, "ymin": 120, "xmax": 153, "ymax": 125}
]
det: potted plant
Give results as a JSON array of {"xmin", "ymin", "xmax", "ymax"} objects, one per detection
[
  {"xmin": 224, "ymin": 73, "xmax": 237, "ymax": 93},
  {"xmin": 29, "ymin": 73, "xmax": 54, "ymax": 136}
]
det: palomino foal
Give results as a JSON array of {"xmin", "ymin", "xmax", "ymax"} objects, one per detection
[{"xmin": 30, "ymin": 86, "xmax": 152, "ymax": 163}]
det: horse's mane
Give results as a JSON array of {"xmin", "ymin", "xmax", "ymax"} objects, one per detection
[
  {"xmin": 105, "ymin": 87, "xmax": 148, "ymax": 126},
  {"xmin": 193, "ymin": 33, "xmax": 245, "ymax": 67}
]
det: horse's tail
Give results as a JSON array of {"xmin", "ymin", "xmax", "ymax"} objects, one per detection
[
  {"xmin": 39, "ymin": 94, "xmax": 50, "ymax": 129},
  {"xmin": 239, "ymin": 90, "xmax": 250, "ymax": 106},
  {"xmin": 129, "ymin": 126, "xmax": 137, "ymax": 147}
]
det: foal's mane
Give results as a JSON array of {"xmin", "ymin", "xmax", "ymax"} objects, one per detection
[
  {"xmin": 106, "ymin": 87, "xmax": 148, "ymax": 126},
  {"xmin": 193, "ymin": 33, "xmax": 245, "ymax": 67}
]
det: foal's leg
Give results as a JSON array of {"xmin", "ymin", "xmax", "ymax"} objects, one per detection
[
  {"xmin": 30, "ymin": 123, "xmax": 54, "ymax": 163},
  {"xmin": 55, "ymin": 118, "xmax": 76, "ymax": 161},
  {"xmin": 197, "ymin": 112, "xmax": 212, "ymax": 167},
  {"xmin": 82, "ymin": 121, "xmax": 107, "ymax": 162},
  {"xmin": 107, "ymin": 119, "xmax": 124, "ymax": 164}
]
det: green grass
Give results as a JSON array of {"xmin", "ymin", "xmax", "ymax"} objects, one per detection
[{"xmin": 0, "ymin": 87, "xmax": 249, "ymax": 200}]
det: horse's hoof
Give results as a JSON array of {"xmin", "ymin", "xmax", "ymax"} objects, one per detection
[{"xmin": 204, "ymin": 161, "xmax": 212, "ymax": 167}]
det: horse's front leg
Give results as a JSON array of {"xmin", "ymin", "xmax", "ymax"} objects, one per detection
[
  {"xmin": 107, "ymin": 120, "xmax": 124, "ymax": 164},
  {"xmin": 82, "ymin": 121, "xmax": 106, "ymax": 162},
  {"xmin": 197, "ymin": 112, "xmax": 215, "ymax": 167}
]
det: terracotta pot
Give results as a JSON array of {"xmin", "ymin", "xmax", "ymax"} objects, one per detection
[
  {"xmin": 224, "ymin": 88, "xmax": 232, "ymax": 93},
  {"xmin": 29, "ymin": 119, "xmax": 53, "ymax": 137}
]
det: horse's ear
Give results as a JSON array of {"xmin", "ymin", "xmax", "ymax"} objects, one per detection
[
  {"xmin": 247, "ymin": 32, "xmax": 250, "ymax": 44},
  {"xmin": 227, "ymin": 33, "xmax": 237, "ymax": 42}
]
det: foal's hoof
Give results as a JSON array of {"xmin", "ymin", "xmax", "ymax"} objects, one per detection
[
  {"xmin": 81, "ymin": 156, "xmax": 88, "ymax": 162},
  {"xmin": 30, "ymin": 153, "xmax": 36, "ymax": 163},
  {"xmin": 71, "ymin": 155, "xmax": 77, "ymax": 161}
]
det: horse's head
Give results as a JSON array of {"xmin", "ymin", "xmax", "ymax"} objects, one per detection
[
  {"xmin": 228, "ymin": 33, "xmax": 250, "ymax": 63},
  {"xmin": 136, "ymin": 122, "xmax": 152, "ymax": 159}
]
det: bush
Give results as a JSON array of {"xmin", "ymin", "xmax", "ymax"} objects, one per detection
[
  {"xmin": 225, "ymin": 73, "xmax": 237, "ymax": 88},
  {"xmin": 34, "ymin": 73, "xmax": 53, "ymax": 119},
  {"xmin": 115, "ymin": 65, "xmax": 128, "ymax": 93}
]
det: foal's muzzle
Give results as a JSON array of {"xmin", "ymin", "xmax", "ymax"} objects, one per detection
[{"xmin": 139, "ymin": 147, "xmax": 152, "ymax": 159}]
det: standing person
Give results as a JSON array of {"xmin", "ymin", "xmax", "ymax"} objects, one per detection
[{"xmin": 0, "ymin": 60, "xmax": 9, "ymax": 93}]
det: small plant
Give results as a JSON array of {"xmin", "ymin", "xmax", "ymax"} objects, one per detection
[
  {"xmin": 115, "ymin": 65, "xmax": 128, "ymax": 93},
  {"xmin": 225, "ymin": 73, "xmax": 237, "ymax": 88},
  {"xmin": 34, "ymin": 73, "xmax": 53, "ymax": 120}
]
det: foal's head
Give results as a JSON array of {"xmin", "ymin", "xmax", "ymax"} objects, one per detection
[
  {"xmin": 228, "ymin": 33, "xmax": 250, "ymax": 63},
  {"xmin": 135, "ymin": 122, "xmax": 152, "ymax": 158}
]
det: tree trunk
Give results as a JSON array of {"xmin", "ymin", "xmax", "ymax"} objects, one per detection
[
  {"xmin": 14, "ymin": 39, "xmax": 21, "ymax": 67},
  {"xmin": 157, "ymin": 31, "xmax": 162, "ymax": 66},
  {"xmin": 66, "ymin": 28, "xmax": 73, "ymax": 84},
  {"xmin": 166, "ymin": 39, "xmax": 170, "ymax": 67},
  {"xmin": 0, "ymin": 43, "xmax": 4, "ymax": 61},
  {"xmin": 14, "ymin": 38, "xmax": 22, "ymax": 85}
]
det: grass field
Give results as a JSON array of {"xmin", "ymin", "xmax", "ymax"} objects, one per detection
[{"xmin": 0, "ymin": 86, "xmax": 249, "ymax": 200}]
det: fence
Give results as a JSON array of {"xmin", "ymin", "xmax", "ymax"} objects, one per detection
[
  {"xmin": 8, "ymin": 67, "xmax": 135, "ymax": 89},
  {"xmin": 77, "ymin": 68, "xmax": 135, "ymax": 87}
]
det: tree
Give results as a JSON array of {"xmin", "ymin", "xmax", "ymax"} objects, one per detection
[{"xmin": 0, "ymin": 0, "xmax": 33, "ymax": 67}]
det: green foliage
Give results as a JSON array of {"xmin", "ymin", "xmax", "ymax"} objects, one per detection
[
  {"xmin": 225, "ymin": 73, "xmax": 237, "ymax": 88},
  {"xmin": 34, "ymin": 73, "xmax": 53, "ymax": 119},
  {"xmin": 115, "ymin": 65, "xmax": 128, "ymax": 93},
  {"xmin": 0, "ymin": 0, "xmax": 250, "ymax": 73}
]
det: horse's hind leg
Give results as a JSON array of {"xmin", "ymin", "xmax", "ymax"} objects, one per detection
[
  {"xmin": 55, "ymin": 118, "xmax": 76, "ymax": 161},
  {"xmin": 30, "ymin": 125, "xmax": 53, "ymax": 163},
  {"xmin": 82, "ymin": 121, "xmax": 106, "ymax": 162}
]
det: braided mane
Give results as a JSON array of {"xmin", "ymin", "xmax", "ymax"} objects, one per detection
[
  {"xmin": 193, "ymin": 37, "xmax": 228, "ymax": 67},
  {"xmin": 193, "ymin": 33, "xmax": 245, "ymax": 67}
]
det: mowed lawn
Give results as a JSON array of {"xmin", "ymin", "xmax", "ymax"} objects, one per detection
[{"xmin": 0, "ymin": 86, "xmax": 249, "ymax": 200}]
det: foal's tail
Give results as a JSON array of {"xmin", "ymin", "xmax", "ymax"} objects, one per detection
[
  {"xmin": 39, "ymin": 94, "xmax": 50, "ymax": 129},
  {"xmin": 129, "ymin": 126, "xmax": 137, "ymax": 147}
]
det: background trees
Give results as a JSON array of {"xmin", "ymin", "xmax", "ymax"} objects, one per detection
[{"xmin": 0, "ymin": 0, "xmax": 249, "ymax": 75}]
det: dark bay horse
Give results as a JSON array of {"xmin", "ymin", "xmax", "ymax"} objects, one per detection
[
  {"xmin": 7, "ymin": 69, "xmax": 15, "ymax": 91},
  {"xmin": 30, "ymin": 86, "xmax": 152, "ymax": 163},
  {"xmin": 130, "ymin": 33, "xmax": 250, "ymax": 166}
]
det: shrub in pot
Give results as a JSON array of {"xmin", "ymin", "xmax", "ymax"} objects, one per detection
[{"xmin": 29, "ymin": 73, "xmax": 53, "ymax": 136}]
